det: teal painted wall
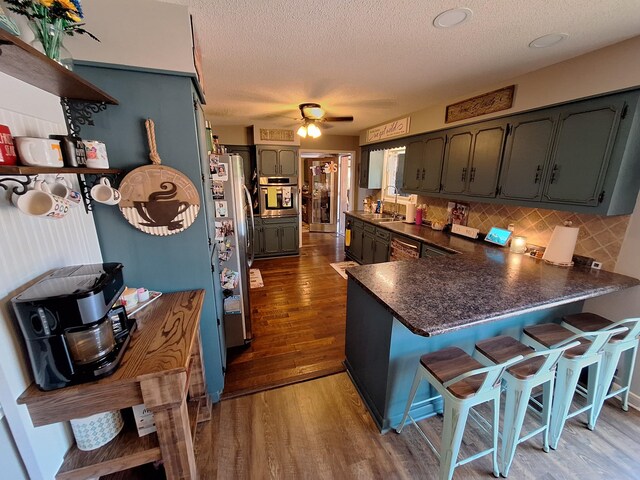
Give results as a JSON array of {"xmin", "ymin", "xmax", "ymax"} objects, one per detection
[{"xmin": 74, "ymin": 65, "xmax": 225, "ymax": 399}]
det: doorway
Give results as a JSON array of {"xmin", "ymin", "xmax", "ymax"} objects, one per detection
[{"xmin": 300, "ymin": 150, "xmax": 354, "ymax": 243}]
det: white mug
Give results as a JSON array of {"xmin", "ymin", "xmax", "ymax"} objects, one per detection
[
  {"xmin": 15, "ymin": 137, "xmax": 63, "ymax": 167},
  {"xmin": 91, "ymin": 177, "xmax": 121, "ymax": 205},
  {"xmin": 12, "ymin": 180, "xmax": 70, "ymax": 218},
  {"xmin": 50, "ymin": 177, "xmax": 82, "ymax": 207},
  {"xmin": 84, "ymin": 141, "xmax": 109, "ymax": 169}
]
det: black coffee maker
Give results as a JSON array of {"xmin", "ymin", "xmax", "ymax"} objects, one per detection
[{"xmin": 12, "ymin": 263, "xmax": 136, "ymax": 390}]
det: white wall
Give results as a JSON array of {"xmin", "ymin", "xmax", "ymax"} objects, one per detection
[
  {"xmin": 64, "ymin": 0, "xmax": 195, "ymax": 74},
  {"xmin": 0, "ymin": 72, "xmax": 103, "ymax": 479},
  {"xmin": 584, "ymin": 190, "xmax": 640, "ymax": 400}
]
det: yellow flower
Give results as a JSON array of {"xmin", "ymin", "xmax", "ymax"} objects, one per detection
[
  {"xmin": 66, "ymin": 11, "xmax": 81, "ymax": 22},
  {"xmin": 56, "ymin": 0, "xmax": 77, "ymax": 11},
  {"xmin": 39, "ymin": 0, "xmax": 54, "ymax": 6}
]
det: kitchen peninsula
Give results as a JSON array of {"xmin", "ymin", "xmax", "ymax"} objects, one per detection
[{"xmin": 343, "ymin": 216, "xmax": 640, "ymax": 432}]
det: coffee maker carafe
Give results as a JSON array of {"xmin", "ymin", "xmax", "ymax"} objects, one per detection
[{"xmin": 12, "ymin": 263, "xmax": 136, "ymax": 391}]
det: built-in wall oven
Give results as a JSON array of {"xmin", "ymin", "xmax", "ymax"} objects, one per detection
[{"xmin": 259, "ymin": 176, "xmax": 299, "ymax": 217}]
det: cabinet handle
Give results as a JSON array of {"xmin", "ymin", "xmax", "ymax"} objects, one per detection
[
  {"xmin": 533, "ymin": 164, "xmax": 542, "ymax": 184},
  {"xmin": 461, "ymin": 167, "xmax": 467, "ymax": 182},
  {"xmin": 469, "ymin": 167, "xmax": 476, "ymax": 183},
  {"xmin": 416, "ymin": 168, "xmax": 420, "ymax": 180},
  {"xmin": 549, "ymin": 164, "xmax": 560, "ymax": 184},
  {"xmin": 421, "ymin": 168, "xmax": 426, "ymax": 180}
]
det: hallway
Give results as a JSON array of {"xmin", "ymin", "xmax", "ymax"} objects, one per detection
[{"xmin": 222, "ymin": 231, "xmax": 347, "ymax": 398}]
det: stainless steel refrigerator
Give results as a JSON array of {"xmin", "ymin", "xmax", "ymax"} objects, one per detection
[{"xmin": 205, "ymin": 153, "xmax": 255, "ymax": 347}]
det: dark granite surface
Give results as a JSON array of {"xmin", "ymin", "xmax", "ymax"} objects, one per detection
[{"xmin": 344, "ymin": 211, "xmax": 640, "ymax": 337}]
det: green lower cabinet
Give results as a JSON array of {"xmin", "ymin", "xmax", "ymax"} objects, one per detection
[
  {"xmin": 362, "ymin": 232, "xmax": 376, "ymax": 265},
  {"xmin": 349, "ymin": 220, "xmax": 364, "ymax": 262},
  {"xmin": 280, "ymin": 223, "xmax": 298, "ymax": 253},
  {"xmin": 255, "ymin": 217, "xmax": 299, "ymax": 257},
  {"xmin": 261, "ymin": 224, "xmax": 281, "ymax": 255},
  {"xmin": 373, "ymin": 237, "xmax": 389, "ymax": 263}
]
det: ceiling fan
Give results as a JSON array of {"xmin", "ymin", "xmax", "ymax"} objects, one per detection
[{"xmin": 297, "ymin": 103, "xmax": 354, "ymax": 138}]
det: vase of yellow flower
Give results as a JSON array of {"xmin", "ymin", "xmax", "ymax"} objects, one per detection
[{"xmin": 5, "ymin": 0, "xmax": 98, "ymax": 70}]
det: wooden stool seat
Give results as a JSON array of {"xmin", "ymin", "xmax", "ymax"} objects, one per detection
[
  {"xmin": 476, "ymin": 336, "xmax": 542, "ymax": 380},
  {"xmin": 563, "ymin": 313, "xmax": 627, "ymax": 342},
  {"xmin": 523, "ymin": 323, "xmax": 591, "ymax": 358},
  {"xmin": 420, "ymin": 347, "xmax": 486, "ymax": 399}
]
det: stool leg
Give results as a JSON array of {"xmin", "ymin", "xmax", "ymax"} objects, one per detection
[
  {"xmin": 591, "ymin": 348, "xmax": 622, "ymax": 428},
  {"xmin": 620, "ymin": 344, "xmax": 638, "ymax": 412},
  {"xmin": 492, "ymin": 396, "xmax": 500, "ymax": 478},
  {"xmin": 541, "ymin": 376, "xmax": 554, "ymax": 453},
  {"xmin": 550, "ymin": 360, "xmax": 581, "ymax": 450},
  {"xmin": 396, "ymin": 367, "xmax": 423, "ymax": 433},
  {"xmin": 440, "ymin": 402, "xmax": 469, "ymax": 480},
  {"xmin": 500, "ymin": 380, "xmax": 530, "ymax": 477},
  {"xmin": 587, "ymin": 362, "xmax": 602, "ymax": 431}
]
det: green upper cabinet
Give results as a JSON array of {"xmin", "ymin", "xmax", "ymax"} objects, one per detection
[
  {"xmin": 542, "ymin": 97, "xmax": 626, "ymax": 206},
  {"xmin": 498, "ymin": 113, "xmax": 557, "ymax": 201},
  {"xmin": 257, "ymin": 146, "xmax": 298, "ymax": 177},
  {"xmin": 401, "ymin": 133, "xmax": 445, "ymax": 194},
  {"xmin": 442, "ymin": 120, "xmax": 507, "ymax": 197}
]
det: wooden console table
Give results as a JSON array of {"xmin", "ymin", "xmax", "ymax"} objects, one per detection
[{"xmin": 18, "ymin": 290, "xmax": 210, "ymax": 480}]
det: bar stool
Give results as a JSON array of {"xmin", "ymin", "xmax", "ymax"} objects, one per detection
[
  {"xmin": 522, "ymin": 323, "xmax": 626, "ymax": 449},
  {"xmin": 562, "ymin": 313, "xmax": 640, "ymax": 419},
  {"xmin": 396, "ymin": 346, "xmax": 523, "ymax": 480},
  {"xmin": 475, "ymin": 336, "xmax": 579, "ymax": 477}
]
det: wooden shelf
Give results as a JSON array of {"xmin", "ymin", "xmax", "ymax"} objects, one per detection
[
  {"xmin": 0, "ymin": 29, "xmax": 118, "ymax": 104},
  {"xmin": 56, "ymin": 399, "xmax": 201, "ymax": 480},
  {"xmin": 0, "ymin": 165, "xmax": 121, "ymax": 175}
]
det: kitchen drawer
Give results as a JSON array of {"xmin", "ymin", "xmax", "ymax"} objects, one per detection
[
  {"xmin": 351, "ymin": 218, "xmax": 363, "ymax": 229},
  {"xmin": 375, "ymin": 228, "xmax": 390, "ymax": 240},
  {"xmin": 421, "ymin": 243, "xmax": 448, "ymax": 258},
  {"xmin": 364, "ymin": 223, "xmax": 376, "ymax": 234}
]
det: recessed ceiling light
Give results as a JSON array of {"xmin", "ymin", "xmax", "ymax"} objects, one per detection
[
  {"xmin": 529, "ymin": 33, "xmax": 569, "ymax": 48},
  {"xmin": 433, "ymin": 8, "xmax": 473, "ymax": 28}
]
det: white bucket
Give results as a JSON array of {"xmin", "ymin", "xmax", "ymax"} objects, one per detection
[{"xmin": 70, "ymin": 410, "xmax": 124, "ymax": 451}]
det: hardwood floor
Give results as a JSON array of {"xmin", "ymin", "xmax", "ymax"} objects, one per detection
[
  {"xmin": 222, "ymin": 231, "xmax": 348, "ymax": 398},
  {"xmin": 199, "ymin": 373, "xmax": 640, "ymax": 479}
]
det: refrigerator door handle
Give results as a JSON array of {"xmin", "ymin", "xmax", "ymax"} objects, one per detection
[{"xmin": 243, "ymin": 184, "xmax": 256, "ymax": 268}]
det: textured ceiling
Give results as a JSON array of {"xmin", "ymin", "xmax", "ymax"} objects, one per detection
[{"xmin": 165, "ymin": 0, "xmax": 640, "ymax": 134}]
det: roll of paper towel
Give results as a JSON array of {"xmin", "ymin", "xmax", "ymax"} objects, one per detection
[
  {"xmin": 542, "ymin": 225, "xmax": 579, "ymax": 266},
  {"xmin": 405, "ymin": 203, "xmax": 416, "ymax": 223}
]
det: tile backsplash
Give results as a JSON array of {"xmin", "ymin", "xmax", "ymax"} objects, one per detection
[{"xmin": 382, "ymin": 196, "xmax": 630, "ymax": 271}]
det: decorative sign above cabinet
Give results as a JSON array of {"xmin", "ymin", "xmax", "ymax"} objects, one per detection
[
  {"xmin": 446, "ymin": 85, "xmax": 515, "ymax": 123},
  {"xmin": 366, "ymin": 117, "xmax": 411, "ymax": 143}
]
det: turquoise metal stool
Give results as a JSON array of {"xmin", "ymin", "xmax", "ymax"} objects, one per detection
[
  {"xmin": 562, "ymin": 313, "xmax": 640, "ymax": 419},
  {"xmin": 475, "ymin": 335, "xmax": 579, "ymax": 477},
  {"xmin": 396, "ymin": 346, "xmax": 523, "ymax": 480},
  {"xmin": 522, "ymin": 323, "xmax": 626, "ymax": 450}
]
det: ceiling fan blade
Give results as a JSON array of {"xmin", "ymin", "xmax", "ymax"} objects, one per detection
[
  {"xmin": 323, "ymin": 116, "xmax": 354, "ymax": 122},
  {"xmin": 318, "ymin": 123, "xmax": 334, "ymax": 130}
]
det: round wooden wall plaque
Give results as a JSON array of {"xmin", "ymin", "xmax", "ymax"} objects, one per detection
[{"xmin": 118, "ymin": 165, "xmax": 200, "ymax": 236}]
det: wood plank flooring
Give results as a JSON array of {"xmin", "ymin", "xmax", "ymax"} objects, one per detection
[
  {"xmin": 199, "ymin": 373, "xmax": 640, "ymax": 479},
  {"xmin": 222, "ymin": 231, "xmax": 348, "ymax": 398}
]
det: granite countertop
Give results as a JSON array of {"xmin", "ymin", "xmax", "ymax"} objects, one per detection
[{"xmin": 344, "ymin": 211, "xmax": 640, "ymax": 337}]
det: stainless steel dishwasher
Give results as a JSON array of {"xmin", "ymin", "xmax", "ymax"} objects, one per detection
[{"xmin": 389, "ymin": 234, "xmax": 421, "ymax": 261}]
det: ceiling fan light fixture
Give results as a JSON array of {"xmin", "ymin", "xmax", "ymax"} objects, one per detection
[
  {"xmin": 307, "ymin": 122, "xmax": 321, "ymax": 138},
  {"xmin": 297, "ymin": 124, "xmax": 308, "ymax": 138}
]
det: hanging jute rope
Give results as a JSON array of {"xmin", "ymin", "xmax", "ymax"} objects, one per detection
[{"xmin": 145, "ymin": 118, "xmax": 162, "ymax": 165}]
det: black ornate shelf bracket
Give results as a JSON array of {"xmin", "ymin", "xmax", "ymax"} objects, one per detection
[
  {"xmin": 0, "ymin": 175, "xmax": 33, "ymax": 195},
  {"xmin": 61, "ymin": 98, "xmax": 108, "ymax": 136}
]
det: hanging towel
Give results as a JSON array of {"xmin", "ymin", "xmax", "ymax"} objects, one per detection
[
  {"xmin": 282, "ymin": 186, "xmax": 292, "ymax": 207},
  {"xmin": 267, "ymin": 187, "xmax": 278, "ymax": 208}
]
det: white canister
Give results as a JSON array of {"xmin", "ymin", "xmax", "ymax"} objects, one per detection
[
  {"xmin": 84, "ymin": 140, "xmax": 109, "ymax": 169},
  {"xmin": 70, "ymin": 410, "xmax": 124, "ymax": 451}
]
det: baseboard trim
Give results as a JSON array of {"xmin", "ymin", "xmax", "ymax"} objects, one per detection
[{"xmin": 611, "ymin": 382, "xmax": 640, "ymax": 411}]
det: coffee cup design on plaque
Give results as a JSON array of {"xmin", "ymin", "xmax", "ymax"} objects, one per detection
[
  {"xmin": 14, "ymin": 137, "xmax": 63, "ymax": 167},
  {"xmin": 133, "ymin": 182, "xmax": 190, "ymax": 231},
  {"xmin": 50, "ymin": 177, "xmax": 82, "ymax": 207},
  {"xmin": 12, "ymin": 180, "xmax": 70, "ymax": 218},
  {"xmin": 90, "ymin": 178, "xmax": 121, "ymax": 205}
]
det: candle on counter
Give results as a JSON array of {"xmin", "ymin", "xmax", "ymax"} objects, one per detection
[{"xmin": 510, "ymin": 235, "xmax": 528, "ymax": 254}]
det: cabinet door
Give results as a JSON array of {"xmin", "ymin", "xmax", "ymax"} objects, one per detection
[
  {"xmin": 279, "ymin": 223, "xmax": 299, "ymax": 253},
  {"xmin": 441, "ymin": 131, "xmax": 472, "ymax": 194},
  {"xmin": 359, "ymin": 149, "xmax": 370, "ymax": 188},
  {"xmin": 227, "ymin": 145, "xmax": 255, "ymax": 188},
  {"xmin": 258, "ymin": 148, "xmax": 279, "ymax": 176},
  {"xmin": 402, "ymin": 140, "xmax": 425, "ymax": 192},
  {"xmin": 279, "ymin": 149, "xmax": 298, "ymax": 176},
  {"xmin": 467, "ymin": 124, "xmax": 507, "ymax": 197},
  {"xmin": 499, "ymin": 115, "xmax": 557, "ymax": 201},
  {"xmin": 373, "ymin": 237, "xmax": 389, "ymax": 263},
  {"xmin": 350, "ymin": 226, "xmax": 363, "ymax": 261},
  {"xmin": 421, "ymin": 135, "xmax": 446, "ymax": 193},
  {"xmin": 362, "ymin": 232, "xmax": 375, "ymax": 265},
  {"xmin": 543, "ymin": 100, "xmax": 624, "ymax": 205},
  {"xmin": 262, "ymin": 224, "xmax": 281, "ymax": 254}
]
